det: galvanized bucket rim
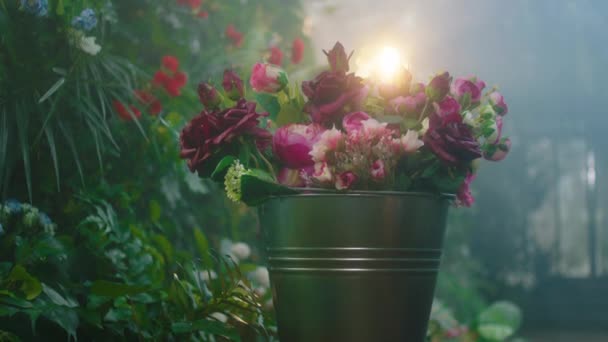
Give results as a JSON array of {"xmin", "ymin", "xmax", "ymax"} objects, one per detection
[{"xmin": 272, "ymin": 188, "xmax": 455, "ymax": 200}]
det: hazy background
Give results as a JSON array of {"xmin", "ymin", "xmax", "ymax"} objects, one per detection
[{"xmin": 304, "ymin": 0, "xmax": 608, "ymax": 337}]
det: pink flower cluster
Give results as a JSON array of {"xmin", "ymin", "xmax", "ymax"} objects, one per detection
[{"xmin": 273, "ymin": 112, "xmax": 424, "ymax": 190}]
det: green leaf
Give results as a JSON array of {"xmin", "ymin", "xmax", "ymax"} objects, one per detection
[
  {"xmin": 15, "ymin": 104, "xmax": 32, "ymax": 202},
  {"xmin": 194, "ymin": 229, "xmax": 213, "ymax": 268},
  {"xmin": 7, "ymin": 265, "xmax": 42, "ymax": 300},
  {"xmin": 43, "ymin": 125, "xmax": 60, "ymax": 191},
  {"xmin": 477, "ymin": 301, "xmax": 522, "ymax": 341},
  {"xmin": 90, "ymin": 281, "xmax": 148, "ymax": 298},
  {"xmin": 240, "ymin": 169, "xmax": 298, "ymax": 206},
  {"xmin": 42, "ymin": 284, "xmax": 78, "ymax": 308},
  {"xmin": 149, "ymin": 200, "xmax": 161, "ymax": 223},
  {"xmin": 254, "ymin": 93, "xmax": 281, "ymax": 120},
  {"xmin": 172, "ymin": 319, "xmax": 242, "ymax": 341},
  {"xmin": 210, "ymin": 155, "xmax": 236, "ymax": 182},
  {"xmin": 431, "ymin": 173, "xmax": 465, "ymax": 194},
  {"xmin": 43, "ymin": 306, "xmax": 78, "ymax": 340},
  {"xmin": 38, "ymin": 78, "xmax": 65, "ymax": 104},
  {"xmin": 56, "ymin": 0, "xmax": 65, "ymax": 16}
]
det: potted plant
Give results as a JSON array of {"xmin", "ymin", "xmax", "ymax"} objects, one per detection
[{"xmin": 179, "ymin": 42, "xmax": 511, "ymax": 341}]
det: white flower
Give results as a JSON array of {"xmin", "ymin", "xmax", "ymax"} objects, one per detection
[
  {"xmin": 395, "ymin": 130, "xmax": 424, "ymax": 154},
  {"xmin": 462, "ymin": 110, "xmax": 479, "ymax": 128},
  {"xmin": 420, "ymin": 117, "xmax": 430, "ymax": 135},
  {"xmin": 79, "ymin": 35, "xmax": 101, "ymax": 55},
  {"xmin": 198, "ymin": 270, "xmax": 217, "ymax": 283},
  {"xmin": 230, "ymin": 242, "xmax": 251, "ymax": 261},
  {"xmin": 251, "ymin": 266, "xmax": 270, "ymax": 288},
  {"xmin": 210, "ymin": 312, "xmax": 228, "ymax": 323}
]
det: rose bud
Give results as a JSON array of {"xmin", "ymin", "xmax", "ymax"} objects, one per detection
[
  {"xmin": 484, "ymin": 138, "xmax": 511, "ymax": 161},
  {"xmin": 370, "ymin": 159, "xmax": 386, "ymax": 181},
  {"xmin": 291, "ymin": 37, "xmax": 305, "ymax": 64},
  {"xmin": 433, "ymin": 96, "xmax": 461, "ymax": 118},
  {"xmin": 268, "ymin": 46, "xmax": 283, "ymax": 66},
  {"xmin": 451, "ymin": 76, "xmax": 486, "ymax": 105},
  {"xmin": 426, "ymin": 72, "xmax": 452, "ymax": 102},
  {"xmin": 342, "ymin": 111, "xmax": 371, "ymax": 134},
  {"xmin": 250, "ymin": 63, "xmax": 289, "ymax": 93},
  {"xmin": 273, "ymin": 123, "xmax": 324, "ymax": 169},
  {"xmin": 222, "ymin": 69, "xmax": 244, "ymax": 100},
  {"xmin": 197, "ymin": 82, "xmax": 221, "ymax": 109},
  {"xmin": 335, "ymin": 171, "xmax": 358, "ymax": 190},
  {"xmin": 323, "ymin": 41, "xmax": 352, "ymax": 73},
  {"xmin": 487, "ymin": 116, "xmax": 503, "ymax": 144},
  {"xmin": 490, "ymin": 91, "xmax": 509, "ymax": 116}
]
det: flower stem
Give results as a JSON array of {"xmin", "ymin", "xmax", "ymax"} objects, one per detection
[{"xmin": 257, "ymin": 149, "xmax": 277, "ymax": 180}]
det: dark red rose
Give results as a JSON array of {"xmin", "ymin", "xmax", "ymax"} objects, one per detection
[
  {"xmin": 223, "ymin": 69, "xmax": 244, "ymax": 100},
  {"xmin": 180, "ymin": 99, "xmax": 271, "ymax": 174},
  {"xmin": 302, "ymin": 71, "xmax": 365, "ymax": 126},
  {"xmin": 291, "ymin": 38, "xmax": 304, "ymax": 64},
  {"xmin": 323, "ymin": 41, "xmax": 352, "ymax": 73},
  {"xmin": 268, "ymin": 46, "xmax": 283, "ymax": 66},
  {"xmin": 197, "ymin": 82, "xmax": 221, "ymax": 109},
  {"xmin": 424, "ymin": 111, "xmax": 481, "ymax": 166}
]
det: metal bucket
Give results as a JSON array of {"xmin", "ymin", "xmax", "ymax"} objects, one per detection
[{"xmin": 258, "ymin": 191, "xmax": 452, "ymax": 342}]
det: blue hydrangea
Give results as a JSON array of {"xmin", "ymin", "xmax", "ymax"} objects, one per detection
[
  {"xmin": 39, "ymin": 212, "xmax": 52, "ymax": 226},
  {"xmin": 5, "ymin": 199, "xmax": 22, "ymax": 214},
  {"xmin": 20, "ymin": 0, "xmax": 49, "ymax": 17},
  {"xmin": 72, "ymin": 8, "xmax": 98, "ymax": 31}
]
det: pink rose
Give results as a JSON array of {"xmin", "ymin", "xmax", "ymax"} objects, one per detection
[
  {"xmin": 410, "ymin": 82, "xmax": 426, "ymax": 94},
  {"xmin": 342, "ymin": 111, "xmax": 371, "ymax": 134},
  {"xmin": 273, "ymin": 124, "xmax": 324, "ymax": 169},
  {"xmin": 335, "ymin": 171, "xmax": 358, "ymax": 190},
  {"xmin": 250, "ymin": 63, "xmax": 288, "ymax": 93},
  {"xmin": 484, "ymin": 138, "xmax": 511, "ymax": 161},
  {"xmin": 433, "ymin": 96, "xmax": 461, "ymax": 118},
  {"xmin": 277, "ymin": 168, "xmax": 306, "ymax": 187},
  {"xmin": 370, "ymin": 160, "xmax": 386, "ymax": 181},
  {"xmin": 313, "ymin": 162, "xmax": 333, "ymax": 183},
  {"xmin": 451, "ymin": 76, "xmax": 485, "ymax": 104},
  {"xmin": 456, "ymin": 172, "xmax": 476, "ymax": 207},
  {"xmin": 391, "ymin": 92, "xmax": 427, "ymax": 117},
  {"xmin": 490, "ymin": 91, "xmax": 508, "ymax": 116}
]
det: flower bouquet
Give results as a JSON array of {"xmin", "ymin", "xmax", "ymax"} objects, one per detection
[{"xmin": 180, "ymin": 42, "xmax": 511, "ymax": 342}]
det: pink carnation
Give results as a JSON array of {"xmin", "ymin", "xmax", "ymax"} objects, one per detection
[
  {"xmin": 370, "ymin": 160, "xmax": 386, "ymax": 181},
  {"xmin": 250, "ymin": 63, "xmax": 287, "ymax": 93},
  {"xmin": 342, "ymin": 111, "xmax": 371, "ymax": 134},
  {"xmin": 335, "ymin": 171, "xmax": 358, "ymax": 190},
  {"xmin": 310, "ymin": 127, "xmax": 344, "ymax": 162}
]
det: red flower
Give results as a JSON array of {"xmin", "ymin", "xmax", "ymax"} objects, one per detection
[
  {"xmin": 134, "ymin": 90, "xmax": 162, "ymax": 116},
  {"xmin": 153, "ymin": 71, "xmax": 169, "ymax": 87},
  {"xmin": 197, "ymin": 10, "xmax": 209, "ymax": 19},
  {"xmin": 291, "ymin": 38, "xmax": 304, "ymax": 64},
  {"xmin": 424, "ymin": 111, "xmax": 481, "ymax": 166},
  {"xmin": 225, "ymin": 25, "xmax": 244, "ymax": 48},
  {"xmin": 268, "ymin": 46, "xmax": 283, "ymax": 66},
  {"xmin": 173, "ymin": 71, "xmax": 188, "ymax": 87},
  {"xmin": 177, "ymin": 0, "xmax": 201, "ymax": 10},
  {"xmin": 222, "ymin": 69, "xmax": 244, "ymax": 100},
  {"xmin": 113, "ymin": 100, "xmax": 141, "ymax": 121},
  {"xmin": 179, "ymin": 100, "xmax": 271, "ymax": 175},
  {"xmin": 162, "ymin": 56, "xmax": 180, "ymax": 73},
  {"xmin": 164, "ymin": 79, "xmax": 182, "ymax": 97}
]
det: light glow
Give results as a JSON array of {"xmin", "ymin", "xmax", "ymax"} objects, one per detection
[{"xmin": 354, "ymin": 45, "xmax": 408, "ymax": 84}]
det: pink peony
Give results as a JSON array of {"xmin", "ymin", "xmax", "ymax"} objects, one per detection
[
  {"xmin": 313, "ymin": 162, "xmax": 333, "ymax": 183},
  {"xmin": 273, "ymin": 124, "xmax": 324, "ymax": 169},
  {"xmin": 335, "ymin": 171, "xmax": 358, "ymax": 190},
  {"xmin": 370, "ymin": 160, "xmax": 386, "ymax": 181},
  {"xmin": 490, "ymin": 91, "xmax": 508, "ymax": 116},
  {"xmin": 451, "ymin": 76, "xmax": 485, "ymax": 104},
  {"xmin": 309, "ymin": 127, "xmax": 344, "ymax": 162},
  {"xmin": 433, "ymin": 96, "xmax": 461, "ymax": 118},
  {"xmin": 342, "ymin": 111, "xmax": 371, "ymax": 134},
  {"xmin": 250, "ymin": 63, "xmax": 288, "ymax": 93}
]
